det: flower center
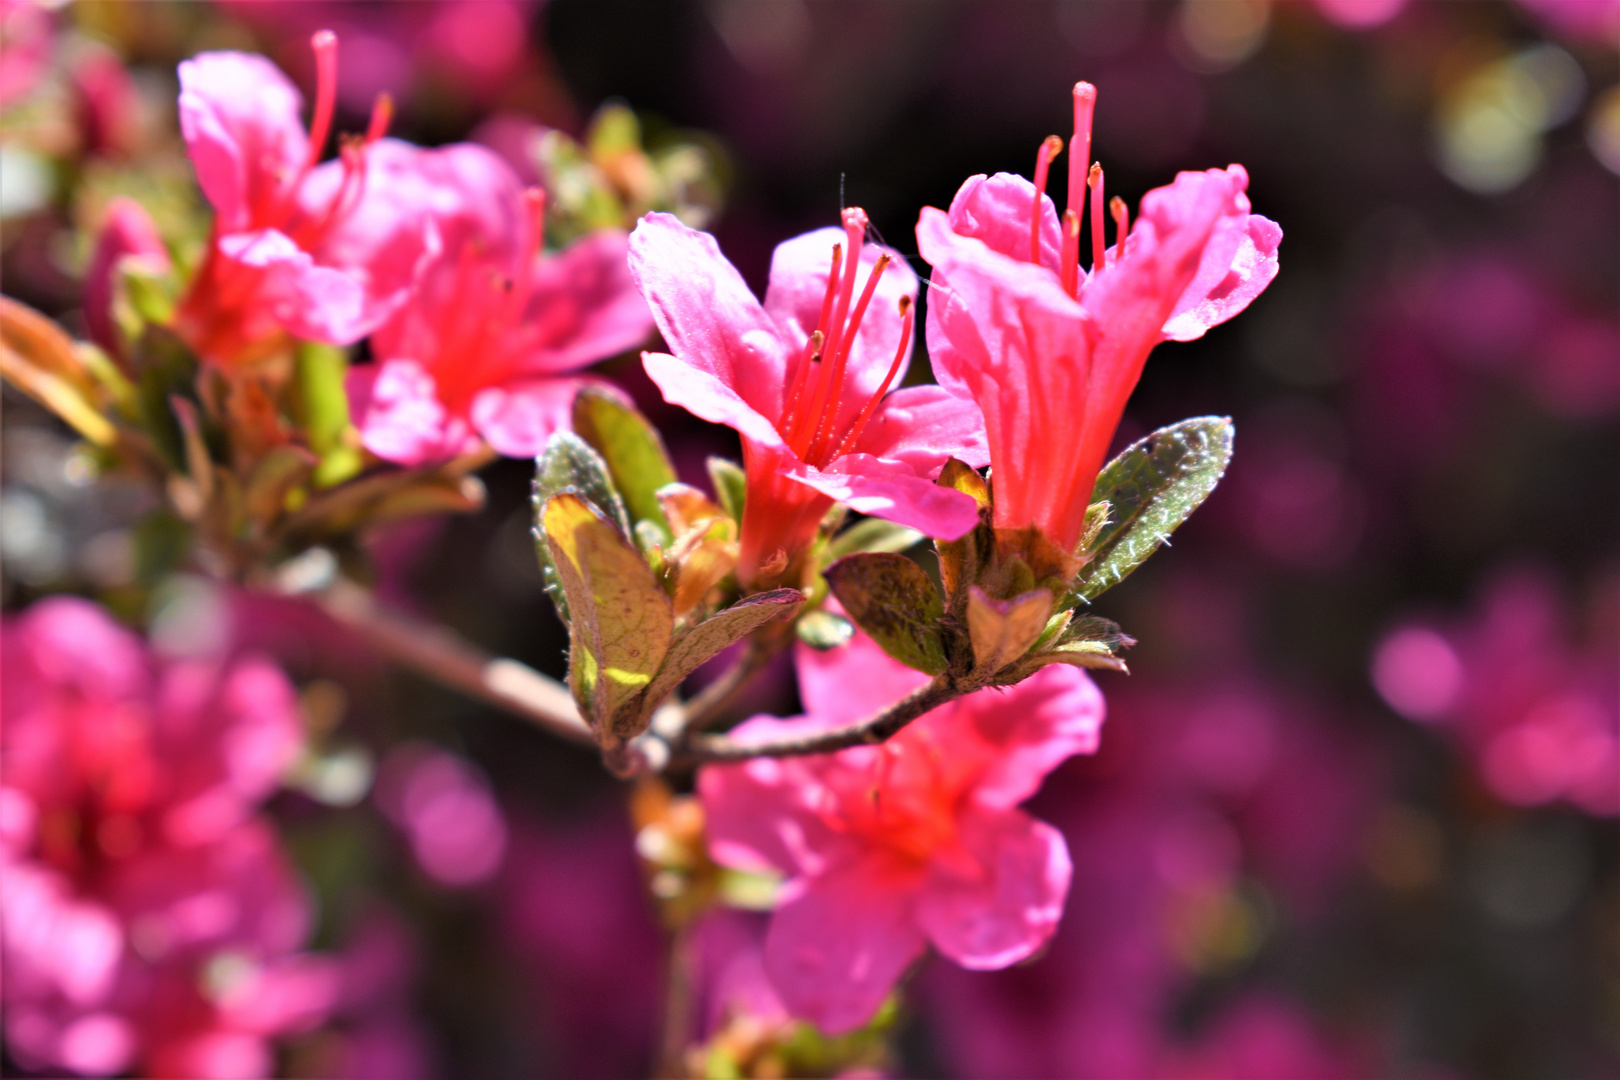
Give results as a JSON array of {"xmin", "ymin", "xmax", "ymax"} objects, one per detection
[
  {"xmin": 828, "ymin": 734, "xmax": 960, "ymax": 865},
  {"xmin": 777, "ymin": 207, "xmax": 915, "ymax": 469},
  {"xmin": 1029, "ymin": 81, "xmax": 1129, "ymax": 299}
]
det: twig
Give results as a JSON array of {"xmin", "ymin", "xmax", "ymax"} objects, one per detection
[
  {"xmin": 310, "ymin": 579, "xmax": 596, "ymax": 748},
  {"xmin": 681, "ymin": 674, "xmax": 958, "ymax": 762},
  {"xmin": 656, "ymin": 922, "xmax": 698, "ymax": 1078},
  {"xmin": 677, "ymin": 638, "xmax": 781, "ymax": 733}
]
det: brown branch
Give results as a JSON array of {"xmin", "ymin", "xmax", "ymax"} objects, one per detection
[
  {"xmin": 680, "ymin": 673, "xmax": 958, "ymax": 762},
  {"xmin": 676, "ymin": 637, "xmax": 783, "ymax": 733},
  {"xmin": 310, "ymin": 579, "xmax": 596, "ymax": 748}
]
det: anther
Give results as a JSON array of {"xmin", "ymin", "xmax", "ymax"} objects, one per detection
[
  {"xmin": 1031, "ymin": 134, "xmax": 1063, "ymax": 266},
  {"xmin": 1087, "ymin": 163, "xmax": 1105, "ymax": 275},
  {"xmin": 1109, "ymin": 196, "xmax": 1129, "ymax": 266}
]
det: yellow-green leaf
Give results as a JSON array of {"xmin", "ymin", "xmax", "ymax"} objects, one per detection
[{"xmin": 573, "ymin": 387, "xmax": 675, "ymax": 533}]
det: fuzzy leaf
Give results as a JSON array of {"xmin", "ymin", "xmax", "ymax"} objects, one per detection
[
  {"xmin": 966, "ymin": 586, "xmax": 1054, "ymax": 673},
  {"xmin": 543, "ymin": 492, "xmax": 674, "ymax": 739},
  {"xmin": 535, "ymin": 431, "xmax": 630, "ymax": 534},
  {"xmin": 825, "ymin": 553, "xmax": 947, "ymax": 675},
  {"xmin": 826, "ymin": 518, "xmax": 924, "ymax": 560},
  {"xmin": 573, "ymin": 387, "xmax": 677, "ymax": 533},
  {"xmin": 707, "ymin": 456, "xmax": 747, "ymax": 523},
  {"xmin": 634, "ymin": 588, "xmax": 803, "ymax": 723},
  {"xmin": 1070, "ymin": 416, "xmax": 1234, "ymax": 603}
]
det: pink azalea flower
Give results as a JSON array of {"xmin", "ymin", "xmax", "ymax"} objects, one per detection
[
  {"xmin": 345, "ymin": 142, "xmax": 651, "ymax": 464},
  {"xmin": 0, "ymin": 597, "xmax": 335, "ymax": 1077},
  {"xmin": 630, "ymin": 209, "xmax": 988, "ymax": 588},
  {"xmin": 84, "ymin": 197, "xmax": 171, "ymax": 368},
  {"xmin": 917, "ymin": 82, "xmax": 1281, "ymax": 553},
  {"xmin": 698, "ymin": 624, "xmax": 1105, "ymax": 1033},
  {"xmin": 172, "ymin": 32, "xmax": 438, "ymax": 367}
]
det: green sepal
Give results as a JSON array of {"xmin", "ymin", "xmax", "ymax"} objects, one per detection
[
  {"xmin": 707, "ymin": 456, "xmax": 746, "ymax": 524},
  {"xmin": 826, "ymin": 518, "xmax": 924, "ymax": 561},
  {"xmin": 824, "ymin": 553, "xmax": 947, "ymax": 675},
  {"xmin": 1068, "ymin": 416, "xmax": 1234, "ymax": 604},
  {"xmin": 293, "ymin": 343, "xmax": 362, "ymax": 488}
]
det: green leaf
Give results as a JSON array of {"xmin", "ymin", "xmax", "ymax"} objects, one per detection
[
  {"xmin": 294, "ymin": 343, "xmax": 361, "ymax": 488},
  {"xmin": 824, "ymin": 553, "xmax": 947, "ymax": 675},
  {"xmin": 634, "ymin": 588, "xmax": 802, "ymax": 723},
  {"xmin": 826, "ymin": 518, "xmax": 924, "ymax": 560},
  {"xmin": 542, "ymin": 492, "xmax": 674, "ymax": 740},
  {"xmin": 796, "ymin": 608, "xmax": 854, "ymax": 650},
  {"xmin": 534, "ymin": 431, "xmax": 630, "ymax": 533},
  {"xmin": 707, "ymin": 456, "xmax": 746, "ymax": 523},
  {"xmin": 1069, "ymin": 416, "xmax": 1234, "ymax": 603},
  {"xmin": 572, "ymin": 387, "xmax": 676, "ymax": 534}
]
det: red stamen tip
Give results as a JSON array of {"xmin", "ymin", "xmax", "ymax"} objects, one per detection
[
  {"xmin": 1031, "ymin": 134, "xmax": 1064, "ymax": 266},
  {"xmin": 1109, "ymin": 195, "xmax": 1129, "ymax": 266},
  {"xmin": 366, "ymin": 93, "xmax": 394, "ymax": 144},
  {"xmin": 1087, "ymin": 163, "xmax": 1105, "ymax": 275}
]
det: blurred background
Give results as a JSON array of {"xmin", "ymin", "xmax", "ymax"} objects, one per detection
[{"xmin": 2, "ymin": 0, "xmax": 1616, "ymax": 1076}]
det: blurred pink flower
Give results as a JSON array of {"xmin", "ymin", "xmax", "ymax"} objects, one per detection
[
  {"xmin": 1373, "ymin": 568, "xmax": 1619, "ymax": 815},
  {"xmin": 375, "ymin": 743, "xmax": 507, "ymax": 887},
  {"xmin": 84, "ymin": 197, "xmax": 171, "ymax": 368},
  {"xmin": 345, "ymin": 143, "xmax": 650, "ymax": 464},
  {"xmin": 0, "ymin": 0, "xmax": 51, "ymax": 107},
  {"xmin": 699, "ymin": 626, "xmax": 1104, "ymax": 1033},
  {"xmin": 630, "ymin": 209, "xmax": 986, "ymax": 587},
  {"xmin": 172, "ymin": 33, "xmax": 439, "ymax": 367},
  {"xmin": 0, "ymin": 597, "xmax": 334, "ymax": 1078},
  {"xmin": 917, "ymin": 82, "xmax": 1280, "ymax": 552},
  {"xmin": 1514, "ymin": 0, "xmax": 1620, "ymax": 44},
  {"xmin": 1312, "ymin": 0, "xmax": 1409, "ymax": 29}
]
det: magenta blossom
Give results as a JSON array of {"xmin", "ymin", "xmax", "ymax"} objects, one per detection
[
  {"xmin": 172, "ymin": 33, "xmax": 438, "ymax": 366},
  {"xmin": 699, "ymin": 624, "xmax": 1104, "ymax": 1033},
  {"xmin": 345, "ymin": 143, "xmax": 651, "ymax": 464},
  {"xmin": 917, "ymin": 82, "xmax": 1280, "ymax": 554},
  {"xmin": 84, "ymin": 197, "xmax": 172, "ymax": 369},
  {"xmin": 630, "ymin": 209, "xmax": 988, "ymax": 589},
  {"xmin": 0, "ymin": 598, "xmax": 334, "ymax": 1078}
]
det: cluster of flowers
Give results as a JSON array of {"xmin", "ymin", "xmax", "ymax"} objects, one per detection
[{"xmin": 11, "ymin": 28, "xmax": 1283, "ymax": 1071}]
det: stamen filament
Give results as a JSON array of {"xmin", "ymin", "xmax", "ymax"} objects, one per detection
[
  {"xmin": 1087, "ymin": 163, "xmax": 1105, "ymax": 274},
  {"xmin": 1030, "ymin": 134, "xmax": 1063, "ymax": 266},
  {"xmin": 305, "ymin": 31, "xmax": 339, "ymax": 172},
  {"xmin": 1059, "ymin": 210, "xmax": 1082, "ymax": 298},
  {"xmin": 831, "ymin": 296, "xmax": 913, "ymax": 462},
  {"xmin": 1109, "ymin": 196, "xmax": 1129, "ymax": 266},
  {"xmin": 817, "ymin": 209, "xmax": 868, "ymax": 389},
  {"xmin": 365, "ymin": 93, "xmax": 394, "ymax": 145},
  {"xmin": 807, "ymin": 252, "xmax": 891, "ymax": 464},
  {"xmin": 782, "ymin": 244, "xmax": 842, "ymax": 439}
]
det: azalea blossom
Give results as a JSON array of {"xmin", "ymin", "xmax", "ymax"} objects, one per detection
[
  {"xmin": 83, "ymin": 197, "xmax": 171, "ymax": 368},
  {"xmin": 0, "ymin": 598, "xmax": 335, "ymax": 1077},
  {"xmin": 345, "ymin": 142, "xmax": 651, "ymax": 464},
  {"xmin": 630, "ymin": 209, "xmax": 988, "ymax": 588},
  {"xmin": 917, "ymin": 82, "xmax": 1281, "ymax": 554},
  {"xmin": 698, "ymin": 624, "xmax": 1104, "ymax": 1033},
  {"xmin": 172, "ymin": 32, "xmax": 438, "ymax": 366}
]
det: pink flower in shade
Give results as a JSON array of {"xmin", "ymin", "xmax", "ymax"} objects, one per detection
[
  {"xmin": 172, "ymin": 33, "xmax": 439, "ymax": 367},
  {"xmin": 375, "ymin": 742, "xmax": 508, "ymax": 887},
  {"xmin": 698, "ymin": 625, "xmax": 1104, "ymax": 1033},
  {"xmin": 84, "ymin": 197, "xmax": 171, "ymax": 368},
  {"xmin": 0, "ymin": 598, "xmax": 336, "ymax": 1077},
  {"xmin": 917, "ymin": 82, "xmax": 1281, "ymax": 554},
  {"xmin": 345, "ymin": 143, "xmax": 651, "ymax": 465},
  {"xmin": 630, "ymin": 209, "xmax": 988, "ymax": 588}
]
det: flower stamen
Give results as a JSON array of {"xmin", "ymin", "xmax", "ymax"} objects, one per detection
[
  {"xmin": 806, "ymin": 250, "xmax": 891, "ymax": 464},
  {"xmin": 1030, "ymin": 134, "xmax": 1063, "ymax": 265},
  {"xmin": 304, "ymin": 31, "xmax": 338, "ymax": 173},
  {"xmin": 1109, "ymin": 195, "xmax": 1129, "ymax": 266},
  {"xmin": 830, "ymin": 294, "xmax": 913, "ymax": 462},
  {"xmin": 1087, "ymin": 162, "xmax": 1105, "ymax": 274}
]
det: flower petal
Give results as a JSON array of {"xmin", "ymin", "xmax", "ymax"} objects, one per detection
[
  {"xmin": 628, "ymin": 212, "xmax": 789, "ymax": 422},
  {"xmin": 958, "ymin": 665, "xmax": 1106, "ymax": 809},
  {"xmin": 346, "ymin": 359, "xmax": 479, "ymax": 466},
  {"xmin": 941, "ymin": 172, "xmax": 1064, "ymax": 277},
  {"xmin": 788, "ymin": 454, "xmax": 981, "ymax": 540},
  {"xmin": 918, "ymin": 807, "xmax": 1070, "ymax": 970},
  {"xmin": 794, "ymin": 625, "xmax": 933, "ymax": 730},
  {"xmin": 1162, "ymin": 173, "xmax": 1281, "ymax": 341},
  {"xmin": 763, "ymin": 858, "xmax": 926, "ymax": 1034},
  {"xmin": 518, "ymin": 230, "xmax": 654, "ymax": 371},
  {"xmin": 470, "ymin": 376, "xmax": 609, "ymax": 458},
  {"xmin": 177, "ymin": 52, "xmax": 308, "ymax": 231},
  {"xmin": 853, "ymin": 384, "xmax": 990, "ymax": 470},
  {"xmin": 642, "ymin": 351, "xmax": 785, "ymax": 449}
]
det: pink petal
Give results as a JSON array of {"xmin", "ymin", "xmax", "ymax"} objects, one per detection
[
  {"xmin": 699, "ymin": 716, "xmax": 851, "ymax": 878},
  {"xmin": 84, "ymin": 198, "xmax": 169, "ymax": 362},
  {"xmin": 1163, "ymin": 204, "xmax": 1283, "ymax": 342},
  {"xmin": 942, "ymin": 172, "xmax": 1065, "ymax": 277},
  {"xmin": 517, "ymin": 229, "xmax": 654, "ymax": 371},
  {"xmin": 853, "ymin": 384, "xmax": 989, "ymax": 470},
  {"xmin": 762, "ymin": 227, "xmax": 919, "ymax": 436},
  {"xmin": 958, "ymin": 665, "xmax": 1106, "ymax": 809},
  {"xmin": 794, "ymin": 625, "xmax": 933, "ymax": 729},
  {"xmin": 917, "ymin": 806, "xmax": 1070, "ymax": 970},
  {"xmin": 788, "ymin": 454, "xmax": 981, "ymax": 540},
  {"xmin": 214, "ymin": 228, "xmax": 370, "ymax": 346},
  {"xmin": 641, "ymin": 351, "xmax": 786, "ymax": 449},
  {"xmin": 13, "ymin": 596, "xmax": 149, "ymax": 698},
  {"xmin": 763, "ymin": 858, "xmax": 927, "ymax": 1034},
  {"xmin": 177, "ymin": 52, "xmax": 308, "ymax": 232},
  {"xmin": 214, "ymin": 656, "xmax": 305, "ymax": 805},
  {"xmin": 347, "ymin": 359, "xmax": 479, "ymax": 466},
  {"xmin": 470, "ymin": 376, "xmax": 603, "ymax": 458},
  {"xmin": 628, "ymin": 212, "xmax": 790, "ymax": 423}
]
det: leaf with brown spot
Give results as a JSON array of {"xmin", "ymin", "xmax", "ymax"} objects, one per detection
[{"xmin": 825, "ymin": 552, "xmax": 947, "ymax": 675}]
